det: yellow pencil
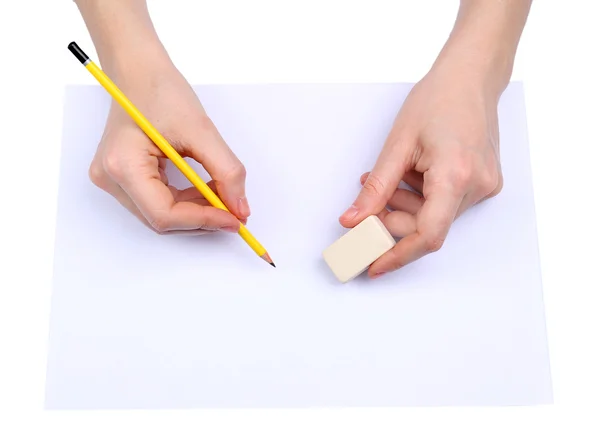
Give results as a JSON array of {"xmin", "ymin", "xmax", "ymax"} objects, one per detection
[{"xmin": 68, "ymin": 41, "xmax": 275, "ymax": 267}]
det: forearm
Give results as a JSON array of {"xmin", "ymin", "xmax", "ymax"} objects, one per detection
[
  {"xmin": 432, "ymin": 0, "xmax": 532, "ymax": 100},
  {"xmin": 74, "ymin": 0, "xmax": 173, "ymax": 80}
]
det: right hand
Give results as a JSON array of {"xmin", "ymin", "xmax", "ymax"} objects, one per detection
[{"xmin": 89, "ymin": 60, "xmax": 250, "ymax": 235}]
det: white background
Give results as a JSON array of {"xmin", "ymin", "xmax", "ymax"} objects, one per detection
[{"xmin": 0, "ymin": 0, "xmax": 598, "ymax": 437}]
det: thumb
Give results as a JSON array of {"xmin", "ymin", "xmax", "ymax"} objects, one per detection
[
  {"xmin": 339, "ymin": 144, "xmax": 410, "ymax": 228},
  {"xmin": 188, "ymin": 123, "xmax": 251, "ymax": 220}
]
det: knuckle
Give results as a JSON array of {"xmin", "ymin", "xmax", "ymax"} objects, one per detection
[
  {"xmin": 389, "ymin": 245, "xmax": 408, "ymax": 269},
  {"xmin": 222, "ymin": 162, "xmax": 247, "ymax": 182},
  {"xmin": 148, "ymin": 213, "xmax": 171, "ymax": 234},
  {"xmin": 491, "ymin": 173, "xmax": 504, "ymax": 196},
  {"xmin": 198, "ymin": 114, "xmax": 217, "ymax": 132},
  {"xmin": 362, "ymin": 174, "xmax": 386, "ymax": 197},
  {"xmin": 479, "ymin": 168, "xmax": 500, "ymax": 195},
  {"xmin": 88, "ymin": 161, "xmax": 106, "ymax": 188},
  {"xmin": 199, "ymin": 225, "xmax": 219, "ymax": 232},
  {"xmin": 424, "ymin": 235, "xmax": 445, "ymax": 253},
  {"xmin": 388, "ymin": 257, "xmax": 406, "ymax": 272},
  {"xmin": 448, "ymin": 158, "xmax": 474, "ymax": 190},
  {"xmin": 102, "ymin": 152, "xmax": 125, "ymax": 181}
]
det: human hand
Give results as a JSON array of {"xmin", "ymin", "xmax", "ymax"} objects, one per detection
[
  {"xmin": 75, "ymin": 0, "xmax": 249, "ymax": 235},
  {"xmin": 89, "ymin": 61, "xmax": 250, "ymax": 235},
  {"xmin": 340, "ymin": 66, "xmax": 503, "ymax": 277}
]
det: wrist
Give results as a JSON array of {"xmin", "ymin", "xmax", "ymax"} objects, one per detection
[
  {"xmin": 431, "ymin": 37, "xmax": 512, "ymax": 103},
  {"xmin": 92, "ymin": 19, "xmax": 175, "ymax": 84},
  {"xmin": 75, "ymin": 0, "xmax": 175, "ymax": 85},
  {"xmin": 429, "ymin": 0, "xmax": 529, "ymax": 103},
  {"xmin": 100, "ymin": 40, "xmax": 175, "ymax": 89}
]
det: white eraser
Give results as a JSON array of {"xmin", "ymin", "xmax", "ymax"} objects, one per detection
[{"xmin": 322, "ymin": 215, "xmax": 396, "ymax": 283}]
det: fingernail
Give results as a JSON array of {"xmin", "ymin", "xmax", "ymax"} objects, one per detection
[
  {"xmin": 371, "ymin": 272, "xmax": 386, "ymax": 279},
  {"xmin": 238, "ymin": 197, "xmax": 251, "ymax": 218},
  {"xmin": 221, "ymin": 225, "xmax": 239, "ymax": 233},
  {"xmin": 341, "ymin": 204, "xmax": 359, "ymax": 221}
]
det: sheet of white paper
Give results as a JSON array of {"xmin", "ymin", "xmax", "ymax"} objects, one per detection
[{"xmin": 45, "ymin": 83, "xmax": 552, "ymax": 408}]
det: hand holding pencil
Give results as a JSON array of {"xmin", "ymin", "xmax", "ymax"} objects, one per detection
[{"xmin": 68, "ymin": 42, "xmax": 274, "ymax": 266}]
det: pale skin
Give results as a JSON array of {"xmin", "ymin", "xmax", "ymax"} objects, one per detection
[{"xmin": 75, "ymin": 0, "xmax": 532, "ymax": 276}]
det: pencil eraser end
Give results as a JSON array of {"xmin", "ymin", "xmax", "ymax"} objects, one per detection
[{"xmin": 322, "ymin": 215, "xmax": 396, "ymax": 283}]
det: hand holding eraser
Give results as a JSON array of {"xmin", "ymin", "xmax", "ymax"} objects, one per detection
[{"xmin": 322, "ymin": 215, "xmax": 396, "ymax": 283}]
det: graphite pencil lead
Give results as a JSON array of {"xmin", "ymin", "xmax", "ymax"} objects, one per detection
[{"xmin": 260, "ymin": 252, "xmax": 275, "ymax": 267}]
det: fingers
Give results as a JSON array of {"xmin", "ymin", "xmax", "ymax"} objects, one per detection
[
  {"xmin": 388, "ymin": 190, "xmax": 425, "ymax": 215},
  {"xmin": 117, "ymin": 169, "xmax": 241, "ymax": 233},
  {"xmin": 175, "ymin": 182, "xmax": 247, "ymax": 225},
  {"xmin": 157, "ymin": 157, "xmax": 169, "ymax": 185},
  {"xmin": 92, "ymin": 138, "xmax": 244, "ymax": 235},
  {"xmin": 174, "ymin": 180, "xmax": 219, "ymax": 203},
  {"xmin": 368, "ymin": 182, "xmax": 463, "ymax": 277},
  {"xmin": 378, "ymin": 209, "xmax": 417, "ymax": 238},
  {"xmin": 360, "ymin": 172, "xmax": 424, "ymax": 214},
  {"xmin": 340, "ymin": 139, "xmax": 414, "ymax": 228},
  {"xmin": 93, "ymin": 176, "xmax": 216, "ymax": 236},
  {"xmin": 402, "ymin": 170, "xmax": 424, "ymax": 194},
  {"xmin": 449, "ymin": 162, "xmax": 504, "ymax": 219},
  {"xmin": 184, "ymin": 118, "xmax": 250, "ymax": 221},
  {"xmin": 90, "ymin": 165, "xmax": 152, "ymax": 227}
]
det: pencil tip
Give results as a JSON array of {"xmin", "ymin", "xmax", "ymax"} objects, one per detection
[{"xmin": 260, "ymin": 252, "xmax": 275, "ymax": 267}]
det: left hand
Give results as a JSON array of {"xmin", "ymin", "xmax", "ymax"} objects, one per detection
[{"xmin": 339, "ymin": 65, "xmax": 504, "ymax": 278}]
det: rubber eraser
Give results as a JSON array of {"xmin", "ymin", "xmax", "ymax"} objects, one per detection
[{"xmin": 322, "ymin": 215, "xmax": 396, "ymax": 283}]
